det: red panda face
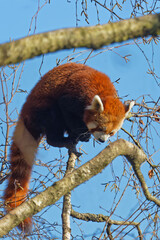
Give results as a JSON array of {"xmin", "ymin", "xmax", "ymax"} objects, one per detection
[{"xmin": 83, "ymin": 95, "xmax": 134, "ymax": 143}]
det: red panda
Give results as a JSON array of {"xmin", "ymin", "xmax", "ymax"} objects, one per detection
[{"xmin": 4, "ymin": 63, "xmax": 134, "ymax": 232}]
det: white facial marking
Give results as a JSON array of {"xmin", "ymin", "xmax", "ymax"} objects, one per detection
[
  {"xmin": 87, "ymin": 122, "xmax": 98, "ymax": 130},
  {"xmin": 93, "ymin": 131, "xmax": 110, "ymax": 142}
]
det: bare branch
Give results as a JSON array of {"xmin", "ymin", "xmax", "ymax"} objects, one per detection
[
  {"xmin": 71, "ymin": 209, "xmax": 143, "ymax": 240},
  {"xmin": 0, "ymin": 14, "xmax": 160, "ymax": 67}
]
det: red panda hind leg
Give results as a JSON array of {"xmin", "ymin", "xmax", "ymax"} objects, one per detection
[{"xmin": 4, "ymin": 119, "xmax": 39, "ymax": 232}]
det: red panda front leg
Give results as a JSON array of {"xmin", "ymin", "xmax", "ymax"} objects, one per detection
[
  {"xmin": 46, "ymin": 133, "xmax": 76, "ymax": 149},
  {"xmin": 58, "ymin": 95, "xmax": 91, "ymax": 143},
  {"xmin": 45, "ymin": 106, "xmax": 78, "ymax": 149}
]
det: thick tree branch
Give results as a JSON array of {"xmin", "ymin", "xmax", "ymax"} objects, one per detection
[
  {"xmin": 0, "ymin": 13, "xmax": 160, "ymax": 67},
  {"xmin": 0, "ymin": 139, "xmax": 159, "ymax": 237}
]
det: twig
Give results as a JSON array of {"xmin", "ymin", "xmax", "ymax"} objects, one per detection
[{"xmin": 121, "ymin": 127, "xmax": 142, "ymax": 149}]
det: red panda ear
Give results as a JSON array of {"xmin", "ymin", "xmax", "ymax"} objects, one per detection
[
  {"xmin": 86, "ymin": 95, "xmax": 104, "ymax": 113},
  {"xmin": 124, "ymin": 101, "xmax": 135, "ymax": 118}
]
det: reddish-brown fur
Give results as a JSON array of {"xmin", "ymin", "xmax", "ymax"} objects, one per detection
[
  {"xmin": 4, "ymin": 142, "xmax": 32, "ymax": 232},
  {"xmin": 4, "ymin": 63, "xmax": 130, "ymax": 232}
]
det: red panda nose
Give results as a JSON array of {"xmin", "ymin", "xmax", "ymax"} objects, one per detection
[{"xmin": 98, "ymin": 138, "xmax": 105, "ymax": 143}]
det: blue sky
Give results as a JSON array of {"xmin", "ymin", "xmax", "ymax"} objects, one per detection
[{"xmin": 0, "ymin": 0, "xmax": 160, "ymax": 239}]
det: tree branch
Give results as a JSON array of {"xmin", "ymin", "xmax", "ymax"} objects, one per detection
[
  {"xmin": 1, "ymin": 139, "xmax": 159, "ymax": 237},
  {"xmin": 0, "ymin": 13, "xmax": 160, "ymax": 66},
  {"xmin": 71, "ymin": 209, "xmax": 143, "ymax": 240}
]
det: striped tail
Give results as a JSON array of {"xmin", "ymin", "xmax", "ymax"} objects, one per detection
[{"xmin": 4, "ymin": 119, "xmax": 39, "ymax": 232}]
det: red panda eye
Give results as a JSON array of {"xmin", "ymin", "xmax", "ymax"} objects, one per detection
[
  {"xmin": 99, "ymin": 127, "xmax": 107, "ymax": 132},
  {"xmin": 110, "ymin": 131, "xmax": 114, "ymax": 136}
]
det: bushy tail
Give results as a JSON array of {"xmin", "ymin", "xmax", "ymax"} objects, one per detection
[{"xmin": 4, "ymin": 119, "xmax": 39, "ymax": 232}]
